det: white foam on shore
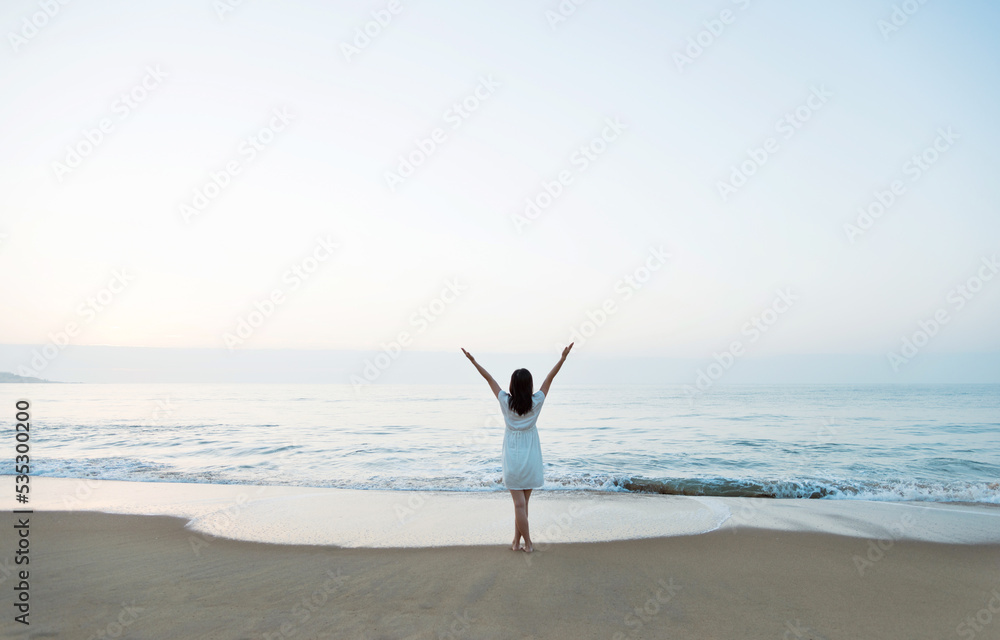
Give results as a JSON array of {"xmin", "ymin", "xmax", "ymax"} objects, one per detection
[{"xmin": 15, "ymin": 477, "xmax": 1000, "ymax": 548}]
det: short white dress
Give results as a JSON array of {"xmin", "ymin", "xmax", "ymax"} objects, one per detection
[{"xmin": 497, "ymin": 390, "xmax": 545, "ymax": 489}]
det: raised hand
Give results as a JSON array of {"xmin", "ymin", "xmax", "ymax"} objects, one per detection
[{"xmin": 561, "ymin": 342, "xmax": 574, "ymax": 360}]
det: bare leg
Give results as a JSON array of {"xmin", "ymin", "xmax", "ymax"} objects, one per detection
[
  {"xmin": 523, "ymin": 489, "xmax": 534, "ymax": 552},
  {"xmin": 510, "ymin": 490, "xmax": 523, "ymax": 550},
  {"xmin": 512, "ymin": 489, "xmax": 533, "ymax": 550},
  {"xmin": 509, "ymin": 489, "xmax": 533, "ymax": 552}
]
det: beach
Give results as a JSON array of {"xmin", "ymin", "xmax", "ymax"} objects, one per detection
[
  {"xmin": 7, "ymin": 478, "xmax": 1000, "ymax": 639},
  {"xmin": 14, "ymin": 510, "xmax": 1000, "ymax": 640}
]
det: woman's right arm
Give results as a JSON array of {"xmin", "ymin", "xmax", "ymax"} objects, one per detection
[{"xmin": 540, "ymin": 342, "xmax": 573, "ymax": 396}]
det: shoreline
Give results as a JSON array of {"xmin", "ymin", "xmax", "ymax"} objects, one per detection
[
  {"xmin": 12, "ymin": 476, "xmax": 1000, "ymax": 548},
  {"xmin": 14, "ymin": 509, "xmax": 1000, "ymax": 639}
]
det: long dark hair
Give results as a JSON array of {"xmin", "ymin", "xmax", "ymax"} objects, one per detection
[{"xmin": 508, "ymin": 369, "xmax": 534, "ymax": 416}]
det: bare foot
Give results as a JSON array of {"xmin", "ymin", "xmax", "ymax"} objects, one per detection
[
  {"xmin": 522, "ymin": 544, "xmax": 534, "ymax": 553},
  {"xmin": 512, "ymin": 531, "xmax": 523, "ymax": 551}
]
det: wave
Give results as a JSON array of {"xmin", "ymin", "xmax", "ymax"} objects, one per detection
[
  {"xmin": 28, "ymin": 456, "xmax": 1000, "ymax": 505},
  {"xmin": 575, "ymin": 474, "xmax": 1000, "ymax": 504}
]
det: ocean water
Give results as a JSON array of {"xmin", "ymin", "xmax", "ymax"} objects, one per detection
[{"xmin": 8, "ymin": 383, "xmax": 1000, "ymax": 504}]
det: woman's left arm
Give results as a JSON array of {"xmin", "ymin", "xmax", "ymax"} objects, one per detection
[{"xmin": 461, "ymin": 348, "xmax": 501, "ymax": 398}]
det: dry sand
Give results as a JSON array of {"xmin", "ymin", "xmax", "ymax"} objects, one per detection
[{"xmin": 8, "ymin": 510, "xmax": 1000, "ymax": 640}]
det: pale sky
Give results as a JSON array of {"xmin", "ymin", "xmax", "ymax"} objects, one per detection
[{"xmin": 2, "ymin": 0, "xmax": 999, "ymax": 364}]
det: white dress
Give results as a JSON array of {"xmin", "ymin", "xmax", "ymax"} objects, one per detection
[{"xmin": 497, "ymin": 390, "xmax": 545, "ymax": 490}]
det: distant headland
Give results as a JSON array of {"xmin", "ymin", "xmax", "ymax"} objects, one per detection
[{"xmin": 0, "ymin": 372, "xmax": 63, "ymax": 383}]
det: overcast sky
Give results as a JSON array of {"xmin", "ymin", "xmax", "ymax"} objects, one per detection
[{"xmin": 2, "ymin": 0, "xmax": 998, "ymax": 372}]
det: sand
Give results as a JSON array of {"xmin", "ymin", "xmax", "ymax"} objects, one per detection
[{"xmin": 7, "ymin": 509, "xmax": 1000, "ymax": 640}]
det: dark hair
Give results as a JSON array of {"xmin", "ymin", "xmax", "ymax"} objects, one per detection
[{"xmin": 507, "ymin": 369, "xmax": 534, "ymax": 416}]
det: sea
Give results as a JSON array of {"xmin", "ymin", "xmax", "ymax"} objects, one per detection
[{"xmin": 9, "ymin": 383, "xmax": 1000, "ymax": 504}]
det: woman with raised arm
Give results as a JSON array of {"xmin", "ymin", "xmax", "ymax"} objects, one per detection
[{"xmin": 461, "ymin": 343, "xmax": 574, "ymax": 553}]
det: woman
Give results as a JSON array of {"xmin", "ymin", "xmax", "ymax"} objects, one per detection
[{"xmin": 461, "ymin": 343, "xmax": 573, "ymax": 552}]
